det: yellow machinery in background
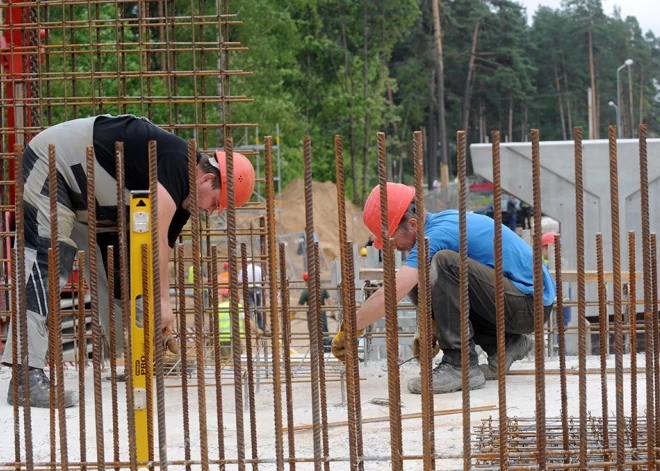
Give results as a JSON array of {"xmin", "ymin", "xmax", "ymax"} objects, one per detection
[{"xmin": 130, "ymin": 190, "xmax": 153, "ymax": 466}]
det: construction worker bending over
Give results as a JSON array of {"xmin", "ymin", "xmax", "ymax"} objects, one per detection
[
  {"xmin": 331, "ymin": 183, "xmax": 556, "ymax": 394},
  {"xmin": 3, "ymin": 114, "xmax": 255, "ymax": 407}
]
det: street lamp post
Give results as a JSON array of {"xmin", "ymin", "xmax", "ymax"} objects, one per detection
[
  {"xmin": 616, "ymin": 58, "xmax": 633, "ymax": 138},
  {"xmin": 608, "ymin": 101, "xmax": 619, "ymax": 126}
]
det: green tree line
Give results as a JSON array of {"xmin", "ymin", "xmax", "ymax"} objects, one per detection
[{"xmin": 230, "ymin": 0, "xmax": 660, "ymax": 203}]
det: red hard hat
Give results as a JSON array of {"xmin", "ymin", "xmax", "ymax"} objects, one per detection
[
  {"xmin": 303, "ymin": 272, "xmax": 309, "ymax": 281},
  {"xmin": 223, "ymin": 261, "xmax": 229, "ymax": 270},
  {"xmin": 212, "ymin": 150, "xmax": 256, "ymax": 213},
  {"xmin": 363, "ymin": 183, "xmax": 416, "ymax": 250},
  {"xmin": 541, "ymin": 232, "xmax": 560, "ymax": 246}
]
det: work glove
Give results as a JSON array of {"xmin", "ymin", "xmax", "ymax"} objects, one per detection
[
  {"xmin": 164, "ymin": 334, "xmax": 180, "ymax": 355},
  {"xmin": 411, "ymin": 320, "xmax": 440, "ymax": 363},
  {"xmin": 331, "ymin": 321, "xmax": 364, "ymax": 363}
]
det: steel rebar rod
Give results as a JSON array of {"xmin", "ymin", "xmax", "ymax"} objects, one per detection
[
  {"xmin": 77, "ymin": 250, "xmax": 87, "ymax": 471},
  {"xmin": 106, "ymin": 246, "xmax": 120, "ymax": 471},
  {"xmin": 596, "ymin": 233, "xmax": 611, "ymax": 469},
  {"xmin": 176, "ymin": 244, "xmax": 192, "ymax": 471},
  {"xmin": 141, "ymin": 243, "xmax": 155, "ymax": 468},
  {"xmin": 629, "ymin": 230, "xmax": 639, "ymax": 471}
]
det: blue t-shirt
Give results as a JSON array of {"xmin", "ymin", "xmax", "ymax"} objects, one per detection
[{"xmin": 404, "ymin": 210, "xmax": 556, "ymax": 306}]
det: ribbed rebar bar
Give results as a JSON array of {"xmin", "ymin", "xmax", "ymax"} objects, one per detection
[
  {"xmin": 14, "ymin": 143, "xmax": 33, "ymax": 471},
  {"xmin": 176, "ymin": 244, "xmax": 192, "ymax": 471},
  {"xmin": 574, "ymin": 126, "xmax": 588, "ymax": 469},
  {"xmin": 313, "ymin": 241, "xmax": 330, "ymax": 471},
  {"xmin": 553, "ymin": 233, "xmax": 569, "ymax": 461},
  {"xmin": 608, "ymin": 125, "xmax": 625, "ymax": 470},
  {"xmin": 377, "ymin": 131, "xmax": 404, "ymax": 471},
  {"xmin": 491, "ymin": 130, "xmax": 508, "ymax": 470},
  {"xmin": 210, "ymin": 246, "xmax": 226, "ymax": 466},
  {"xmin": 77, "ymin": 250, "xmax": 87, "ymax": 471},
  {"xmin": 47, "ymin": 245, "xmax": 57, "ymax": 471},
  {"xmin": 11, "ymin": 247, "xmax": 20, "ymax": 471},
  {"xmin": 457, "ymin": 130, "xmax": 471, "ymax": 471},
  {"xmin": 412, "ymin": 130, "xmax": 435, "ymax": 471},
  {"xmin": 48, "ymin": 143, "xmax": 69, "ymax": 470},
  {"xmin": 629, "ymin": 230, "xmax": 639, "ymax": 471},
  {"xmin": 141, "ymin": 243, "xmax": 155, "ymax": 467},
  {"xmin": 333, "ymin": 134, "xmax": 363, "ymax": 471},
  {"xmin": 106, "ymin": 246, "xmax": 119, "ymax": 471},
  {"xmin": 86, "ymin": 145, "xmax": 105, "ymax": 471},
  {"xmin": 148, "ymin": 139, "xmax": 168, "ymax": 470},
  {"xmin": 188, "ymin": 138, "xmax": 209, "ymax": 470},
  {"xmin": 638, "ymin": 124, "xmax": 655, "ymax": 468},
  {"xmin": 651, "ymin": 233, "xmax": 660, "ymax": 453},
  {"xmin": 302, "ymin": 135, "xmax": 323, "ymax": 471},
  {"xmin": 596, "ymin": 233, "xmax": 610, "ymax": 469},
  {"xmin": 264, "ymin": 136, "xmax": 285, "ymax": 470},
  {"xmin": 279, "ymin": 244, "xmax": 296, "ymax": 471},
  {"xmin": 241, "ymin": 243, "xmax": 259, "ymax": 471},
  {"xmin": 531, "ymin": 129, "xmax": 547, "ymax": 469},
  {"xmin": 115, "ymin": 141, "xmax": 137, "ymax": 470}
]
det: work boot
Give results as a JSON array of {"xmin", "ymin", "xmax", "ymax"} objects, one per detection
[
  {"xmin": 7, "ymin": 366, "xmax": 78, "ymax": 408},
  {"xmin": 480, "ymin": 334, "xmax": 534, "ymax": 381},
  {"xmin": 407, "ymin": 361, "xmax": 486, "ymax": 394}
]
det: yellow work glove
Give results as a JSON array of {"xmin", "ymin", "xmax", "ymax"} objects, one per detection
[
  {"xmin": 411, "ymin": 320, "xmax": 440, "ymax": 362},
  {"xmin": 331, "ymin": 322, "xmax": 364, "ymax": 363}
]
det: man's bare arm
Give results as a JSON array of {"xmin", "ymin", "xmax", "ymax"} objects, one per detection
[
  {"xmin": 355, "ymin": 265, "xmax": 419, "ymax": 331},
  {"xmin": 156, "ymin": 182, "xmax": 177, "ymax": 334}
]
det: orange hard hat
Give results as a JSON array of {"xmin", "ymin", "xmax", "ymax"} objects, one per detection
[
  {"xmin": 303, "ymin": 271, "xmax": 309, "ymax": 281},
  {"xmin": 363, "ymin": 183, "xmax": 416, "ymax": 250},
  {"xmin": 212, "ymin": 150, "xmax": 256, "ymax": 213},
  {"xmin": 541, "ymin": 232, "xmax": 560, "ymax": 246}
]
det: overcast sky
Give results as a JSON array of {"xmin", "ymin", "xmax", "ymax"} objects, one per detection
[{"xmin": 517, "ymin": 0, "xmax": 660, "ymax": 37}]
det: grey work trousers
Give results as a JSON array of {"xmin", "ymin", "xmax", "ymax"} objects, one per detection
[
  {"xmin": 2, "ymin": 222, "xmax": 125, "ymax": 369},
  {"xmin": 409, "ymin": 250, "xmax": 552, "ymax": 366}
]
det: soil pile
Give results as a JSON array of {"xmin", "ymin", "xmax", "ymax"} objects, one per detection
[{"xmin": 277, "ymin": 179, "xmax": 372, "ymax": 263}]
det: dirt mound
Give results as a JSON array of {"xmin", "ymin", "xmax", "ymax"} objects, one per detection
[{"xmin": 277, "ymin": 179, "xmax": 371, "ymax": 264}]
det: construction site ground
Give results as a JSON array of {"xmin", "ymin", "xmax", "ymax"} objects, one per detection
[{"xmin": 0, "ymin": 354, "xmax": 648, "ymax": 470}]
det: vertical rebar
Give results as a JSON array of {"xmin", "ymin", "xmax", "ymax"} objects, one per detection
[
  {"xmin": 210, "ymin": 245, "xmax": 226, "ymax": 466},
  {"xmin": 574, "ymin": 126, "xmax": 588, "ymax": 470},
  {"xmin": 86, "ymin": 145, "xmax": 105, "ymax": 470},
  {"xmin": 412, "ymin": 130, "xmax": 436, "ymax": 471},
  {"xmin": 457, "ymin": 130, "xmax": 471, "ymax": 471},
  {"xmin": 188, "ymin": 139, "xmax": 209, "ymax": 470},
  {"xmin": 77, "ymin": 251, "xmax": 87, "ymax": 471},
  {"xmin": 107, "ymin": 246, "xmax": 120, "ymax": 471},
  {"xmin": 141, "ymin": 243, "xmax": 155, "ymax": 468},
  {"xmin": 553, "ymin": 233, "xmax": 570, "ymax": 461},
  {"xmin": 334, "ymin": 134, "xmax": 364, "ymax": 471},
  {"xmin": 115, "ymin": 141, "xmax": 137, "ymax": 471},
  {"xmin": 15, "ymin": 143, "xmax": 33, "ymax": 471},
  {"xmin": 264, "ymin": 136, "xmax": 285, "ymax": 470},
  {"xmin": 241, "ymin": 243, "xmax": 259, "ymax": 471},
  {"xmin": 148, "ymin": 140, "xmax": 168, "ymax": 470},
  {"xmin": 47, "ymin": 247, "xmax": 57, "ymax": 471},
  {"xmin": 11, "ymin": 248, "xmax": 20, "ymax": 471},
  {"xmin": 491, "ymin": 130, "xmax": 508, "ymax": 470},
  {"xmin": 279, "ymin": 243, "xmax": 296, "ymax": 471},
  {"xmin": 651, "ymin": 234, "xmax": 660, "ymax": 453},
  {"xmin": 629, "ymin": 230, "xmax": 638, "ymax": 471},
  {"xmin": 531, "ymin": 129, "xmax": 547, "ymax": 469},
  {"xmin": 313, "ymin": 241, "xmax": 330, "ymax": 471},
  {"xmin": 176, "ymin": 244, "xmax": 192, "ymax": 471},
  {"xmin": 48, "ymin": 143, "xmax": 69, "ymax": 470},
  {"xmin": 639, "ymin": 124, "xmax": 655, "ymax": 468},
  {"xmin": 302, "ymin": 135, "xmax": 323, "ymax": 471},
  {"xmin": 596, "ymin": 233, "xmax": 610, "ymax": 468},
  {"xmin": 377, "ymin": 131, "xmax": 404, "ymax": 471},
  {"xmin": 608, "ymin": 125, "xmax": 625, "ymax": 470}
]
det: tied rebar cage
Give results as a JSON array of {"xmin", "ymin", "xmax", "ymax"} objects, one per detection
[{"xmin": 0, "ymin": 2, "xmax": 660, "ymax": 470}]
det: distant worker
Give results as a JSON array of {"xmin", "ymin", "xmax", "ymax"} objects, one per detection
[
  {"xmin": 331, "ymin": 183, "xmax": 556, "ymax": 394},
  {"xmin": 217, "ymin": 288, "xmax": 246, "ymax": 357},
  {"xmin": 239, "ymin": 259, "xmax": 264, "ymax": 330},
  {"xmin": 541, "ymin": 232, "xmax": 559, "ymax": 265},
  {"xmin": 218, "ymin": 261, "xmax": 230, "ymax": 293},
  {"xmin": 3, "ymin": 114, "xmax": 255, "ymax": 408},
  {"xmin": 507, "ymin": 196, "xmax": 518, "ymax": 233},
  {"xmin": 299, "ymin": 271, "xmax": 333, "ymax": 350}
]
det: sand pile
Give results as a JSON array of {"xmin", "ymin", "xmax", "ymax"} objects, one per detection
[{"xmin": 277, "ymin": 179, "xmax": 372, "ymax": 262}]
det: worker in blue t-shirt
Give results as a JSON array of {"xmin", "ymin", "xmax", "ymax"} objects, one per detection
[{"xmin": 331, "ymin": 182, "xmax": 557, "ymax": 395}]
